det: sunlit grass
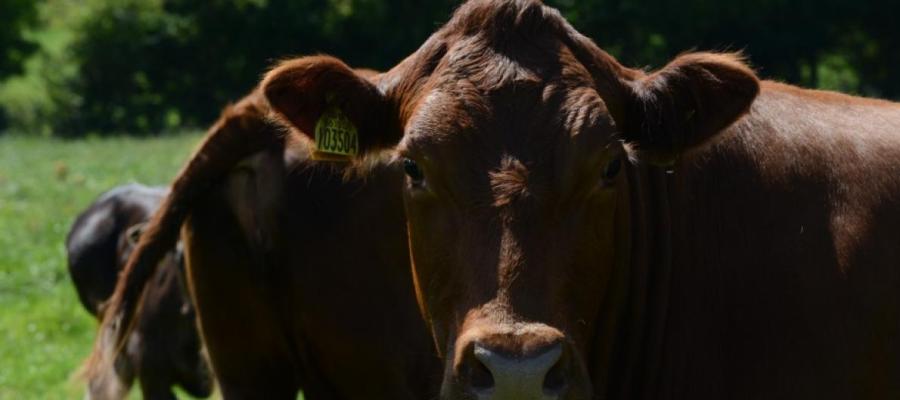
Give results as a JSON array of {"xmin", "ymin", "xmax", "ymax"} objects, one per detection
[{"xmin": 0, "ymin": 133, "xmax": 202, "ymax": 398}]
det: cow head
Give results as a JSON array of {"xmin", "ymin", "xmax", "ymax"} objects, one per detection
[{"xmin": 263, "ymin": 1, "xmax": 758, "ymax": 398}]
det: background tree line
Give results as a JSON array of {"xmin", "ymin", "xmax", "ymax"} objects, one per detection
[{"xmin": 1, "ymin": 0, "xmax": 897, "ymax": 137}]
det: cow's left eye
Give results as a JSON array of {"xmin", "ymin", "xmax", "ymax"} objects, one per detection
[
  {"xmin": 603, "ymin": 158, "xmax": 622, "ymax": 180},
  {"xmin": 403, "ymin": 158, "xmax": 425, "ymax": 185}
]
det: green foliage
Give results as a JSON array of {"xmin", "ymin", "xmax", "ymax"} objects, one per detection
[
  {"xmin": 547, "ymin": 0, "xmax": 877, "ymax": 93},
  {"xmin": 60, "ymin": 0, "xmax": 190, "ymax": 135},
  {"xmin": 51, "ymin": 0, "xmax": 458, "ymax": 136},
  {"xmin": 2, "ymin": 0, "xmax": 900, "ymax": 136},
  {"xmin": 0, "ymin": 0, "xmax": 39, "ymax": 80},
  {"xmin": 0, "ymin": 0, "xmax": 38, "ymax": 131},
  {"xmin": 0, "ymin": 0, "xmax": 91, "ymax": 136},
  {"xmin": 0, "ymin": 132, "xmax": 203, "ymax": 398}
]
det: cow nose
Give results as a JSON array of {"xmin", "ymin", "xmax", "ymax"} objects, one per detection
[{"xmin": 463, "ymin": 341, "xmax": 566, "ymax": 400}]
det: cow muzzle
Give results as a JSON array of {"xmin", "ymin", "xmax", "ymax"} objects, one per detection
[{"xmin": 450, "ymin": 323, "xmax": 582, "ymax": 400}]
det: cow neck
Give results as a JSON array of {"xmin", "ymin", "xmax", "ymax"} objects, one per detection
[{"xmin": 593, "ymin": 161, "xmax": 675, "ymax": 400}]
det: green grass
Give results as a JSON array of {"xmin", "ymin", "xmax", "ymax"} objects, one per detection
[{"xmin": 0, "ymin": 132, "xmax": 203, "ymax": 399}]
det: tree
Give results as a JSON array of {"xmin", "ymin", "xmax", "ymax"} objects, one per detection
[
  {"xmin": 0, "ymin": 0, "xmax": 38, "ymax": 80},
  {"xmin": 43, "ymin": 0, "xmax": 900, "ymax": 136},
  {"xmin": 58, "ymin": 0, "xmax": 459, "ymax": 135}
]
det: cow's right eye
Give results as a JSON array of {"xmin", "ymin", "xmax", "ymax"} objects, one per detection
[{"xmin": 403, "ymin": 158, "xmax": 425, "ymax": 185}]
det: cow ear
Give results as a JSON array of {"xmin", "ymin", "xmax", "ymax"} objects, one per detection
[
  {"xmin": 620, "ymin": 52, "xmax": 759, "ymax": 164},
  {"xmin": 262, "ymin": 55, "xmax": 399, "ymax": 160}
]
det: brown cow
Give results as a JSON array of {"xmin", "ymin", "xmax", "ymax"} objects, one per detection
[
  {"xmin": 85, "ymin": 89, "xmax": 441, "ymax": 399},
  {"xmin": 66, "ymin": 184, "xmax": 211, "ymax": 399},
  {"xmin": 261, "ymin": 0, "xmax": 900, "ymax": 399}
]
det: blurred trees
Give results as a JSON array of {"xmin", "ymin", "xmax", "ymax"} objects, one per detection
[
  {"xmin": 549, "ymin": 0, "xmax": 883, "ymax": 95},
  {"xmin": 1, "ymin": 0, "xmax": 899, "ymax": 136},
  {"xmin": 0, "ymin": 0, "xmax": 39, "ymax": 130},
  {"xmin": 0, "ymin": 0, "xmax": 38, "ymax": 80},
  {"xmin": 45, "ymin": 0, "xmax": 459, "ymax": 135}
]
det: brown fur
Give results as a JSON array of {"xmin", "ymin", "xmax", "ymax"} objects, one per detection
[
  {"xmin": 263, "ymin": 1, "xmax": 900, "ymax": 399},
  {"xmin": 81, "ymin": 89, "xmax": 279, "ymax": 393},
  {"xmin": 183, "ymin": 143, "xmax": 439, "ymax": 398},
  {"xmin": 84, "ymin": 87, "xmax": 440, "ymax": 398},
  {"xmin": 67, "ymin": 184, "xmax": 211, "ymax": 399},
  {"xmin": 97, "ymin": 89, "xmax": 277, "ymax": 356}
]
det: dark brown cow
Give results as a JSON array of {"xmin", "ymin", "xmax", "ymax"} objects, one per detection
[
  {"xmin": 85, "ymin": 90, "xmax": 441, "ymax": 399},
  {"xmin": 260, "ymin": 1, "xmax": 900, "ymax": 399},
  {"xmin": 66, "ymin": 184, "xmax": 211, "ymax": 399},
  {"xmin": 67, "ymin": 184, "xmax": 166, "ymax": 314}
]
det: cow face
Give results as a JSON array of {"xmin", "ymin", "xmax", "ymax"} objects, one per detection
[
  {"xmin": 264, "ymin": 1, "xmax": 758, "ymax": 399},
  {"xmin": 122, "ymin": 224, "xmax": 212, "ymax": 397}
]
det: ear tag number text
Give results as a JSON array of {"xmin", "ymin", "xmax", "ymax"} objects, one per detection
[{"xmin": 313, "ymin": 105, "xmax": 358, "ymax": 160}]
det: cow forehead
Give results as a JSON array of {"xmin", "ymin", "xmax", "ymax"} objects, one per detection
[
  {"xmin": 400, "ymin": 64, "xmax": 615, "ymax": 166},
  {"xmin": 391, "ymin": 0, "xmax": 622, "ymax": 190},
  {"xmin": 398, "ymin": 19, "xmax": 611, "ymax": 146}
]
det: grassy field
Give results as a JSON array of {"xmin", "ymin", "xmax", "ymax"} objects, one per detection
[{"xmin": 0, "ymin": 133, "xmax": 203, "ymax": 398}]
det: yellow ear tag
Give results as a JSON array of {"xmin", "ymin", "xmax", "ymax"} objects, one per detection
[{"xmin": 313, "ymin": 104, "xmax": 358, "ymax": 161}]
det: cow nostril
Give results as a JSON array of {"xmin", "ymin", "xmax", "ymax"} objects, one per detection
[
  {"xmin": 543, "ymin": 357, "xmax": 567, "ymax": 394},
  {"xmin": 469, "ymin": 358, "xmax": 494, "ymax": 391}
]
